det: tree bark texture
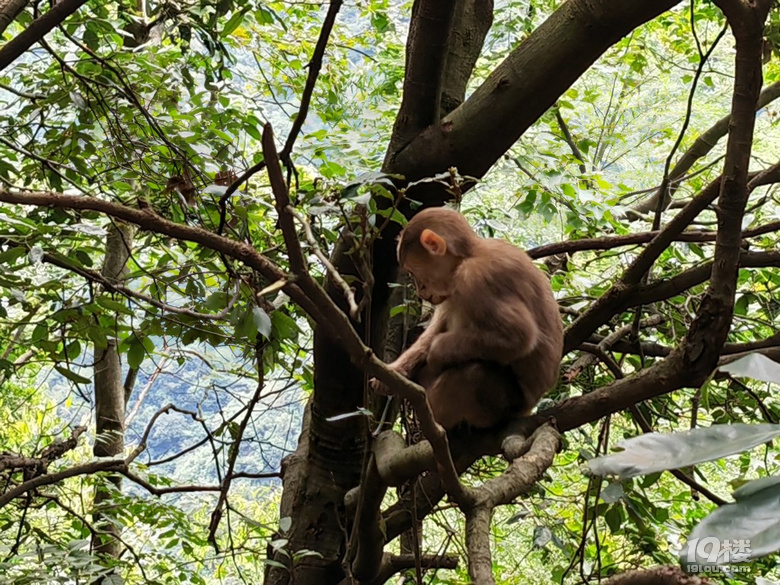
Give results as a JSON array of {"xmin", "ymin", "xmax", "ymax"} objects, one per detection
[
  {"xmin": 677, "ymin": 0, "xmax": 770, "ymax": 380},
  {"xmin": 0, "ymin": 0, "xmax": 27, "ymax": 36},
  {"xmin": 387, "ymin": 0, "xmax": 684, "ymax": 180},
  {"xmin": 0, "ymin": 0, "xmax": 89, "ymax": 72}
]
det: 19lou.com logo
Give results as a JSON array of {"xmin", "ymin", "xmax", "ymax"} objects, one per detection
[{"xmin": 682, "ymin": 537, "xmax": 753, "ymax": 573}]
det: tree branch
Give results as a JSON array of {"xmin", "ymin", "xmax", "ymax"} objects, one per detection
[
  {"xmin": 631, "ymin": 80, "xmax": 780, "ymax": 216},
  {"xmin": 438, "ymin": 0, "xmax": 493, "ymax": 116},
  {"xmin": 555, "ymin": 108, "xmax": 588, "ymax": 175},
  {"xmin": 0, "ymin": 0, "xmax": 28, "ymax": 36},
  {"xmin": 527, "ymin": 218, "xmax": 780, "ymax": 259},
  {"xmin": 390, "ymin": 0, "xmax": 683, "ymax": 181},
  {"xmin": 384, "ymin": 0, "xmax": 459, "ymax": 154},
  {"xmin": 367, "ymin": 553, "xmax": 458, "ymax": 585},
  {"xmin": 0, "ymin": 0, "xmax": 89, "ymax": 72},
  {"xmin": 261, "ymin": 125, "xmax": 471, "ymax": 506},
  {"xmin": 673, "ymin": 0, "xmax": 771, "ymax": 380},
  {"xmin": 564, "ymin": 160, "xmax": 780, "ymax": 353}
]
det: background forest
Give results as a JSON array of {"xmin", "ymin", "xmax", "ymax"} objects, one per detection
[{"xmin": 1, "ymin": 0, "xmax": 780, "ymax": 584}]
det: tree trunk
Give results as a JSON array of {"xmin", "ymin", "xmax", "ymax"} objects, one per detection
[{"xmin": 92, "ymin": 223, "xmax": 135, "ymax": 564}]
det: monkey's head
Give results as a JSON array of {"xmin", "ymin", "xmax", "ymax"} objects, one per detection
[{"xmin": 397, "ymin": 208, "xmax": 477, "ymax": 305}]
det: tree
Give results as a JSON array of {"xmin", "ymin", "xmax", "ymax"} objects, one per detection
[{"xmin": 1, "ymin": 0, "xmax": 780, "ymax": 583}]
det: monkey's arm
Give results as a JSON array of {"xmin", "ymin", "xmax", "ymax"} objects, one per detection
[
  {"xmin": 389, "ymin": 306, "xmax": 449, "ymax": 374},
  {"xmin": 427, "ymin": 300, "xmax": 539, "ymax": 371},
  {"xmin": 370, "ymin": 307, "xmax": 447, "ymax": 394}
]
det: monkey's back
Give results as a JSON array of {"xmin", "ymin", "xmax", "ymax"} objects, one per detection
[{"xmin": 459, "ymin": 238, "xmax": 563, "ymax": 411}]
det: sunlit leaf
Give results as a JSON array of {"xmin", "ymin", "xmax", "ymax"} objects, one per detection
[
  {"xmin": 680, "ymin": 478, "xmax": 780, "ymax": 565},
  {"xmin": 720, "ymin": 353, "xmax": 780, "ymax": 385},
  {"xmin": 589, "ymin": 424, "xmax": 780, "ymax": 479},
  {"xmin": 54, "ymin": 365, "xmax": 91, "ymax": 385}
]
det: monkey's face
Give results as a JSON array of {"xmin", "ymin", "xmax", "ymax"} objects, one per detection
[{"xmin": 401, "ymin": 250, "xmax": 458, "ymax": 305}]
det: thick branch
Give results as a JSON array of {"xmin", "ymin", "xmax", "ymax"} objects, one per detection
[
  {"xmin": 261, "ymin": 126, "xmax": 470, "ymax": 505},
  {"xmin": 0, "ymin": 0, "xmax": 27, "ymax": 36},
  {"xmin": 465, "ymin": 506, "xmax": 494, "ymax": 584},
  {"xmin": 0, "ymin": 188, "xmax": 326, "ymax": 322},
  {"xmin": 0, "ymin": 459, "xmax": 126, "ymax": 509},
  {"xmin": 385, "ymin": 0, "xmax": 458, "ymax": 153},
  {"xmin": 389, "ymin": 0, "xmax": 683, "ymax": 180},
  {"xmin": 367, "ymin": 553, "xmax": 458, "ymax": 585},
  {"xmin": 675, "ymin": 0, "xmax": 771, "ymax": 378},
  {"xmin": 349, "ymin": 458, "xmax": 387, "ymax": 581},
  {"xmin": 0, "ymin": 426, "xmax": 85, "ymax": 475},
  {"xmin": 438, "ymin": 0, "xmax": 493, "ymax": 116},
  {"xmin": 470, "ymin": 425, "xmax": 560, "ymax": 508},
  {"xmin": 604, "ymin": 566, "xmax": 713, "ymax": 585},
  {"xmin": 0, "ymin": 0, "xmax": 89, "ymax": 72},
  {"xmin": 527, "ymin": 218, "xmax": 780, "ymax": 259},
  {"xmin": 464, "ymin": 426, "xmax": 559, "ymax": 584}
]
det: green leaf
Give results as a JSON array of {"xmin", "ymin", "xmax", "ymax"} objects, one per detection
[
  {"xmin": 127, "ymin": 337, "xmax": 146, "ymax": 369},
  {"xmin": 87, "ymin": 326, "xmax": 109, "ymax": 351},
  {"xmin": 222, "ymin": 9, "xmax": 249, "ymax": 37},
  {"xmin": 55, "ymin": 365, "xmax": 91, "ymax": 385},
  {"xmin": 681, "ymin": 477, "xmax": 780, "ymax": 565},
  {"xmin": 271, "ymin": 311, "xmax": 299, "ymax": 340},
  {"xmin": 205, "ymin": 292, "xmax": 230, "ymax": 310},
  {"xmin": 253, "ymin": 307, "xmax": 272, "ymax": 338},
  {"xmin": 0, "ymin": 246, "xmax": 27, "ymax": 265},
  {"xmin": 65, "ymin": 340, "xmax": 81, "ymax": 360},
  {"xmin": 245, "ymin": 124, "xmax": 262, "ymax": 141},
  {"xmin": 31, "ymin": 323, "xmax": 48, "ymax": 343},
  {"xmin": 589, "ymin": 423, "xmax": 780, "ymax": 479},
  {"xmin": 599, "ymin": 482, "xmax": 624, "ymax": 504},
  {"xmin": 96, "ymin": 296, "xmax": 133, "ymax": 316},
  {"xmin": 604, "ymin": 506, "xmax": 623, "ymax": 533}
]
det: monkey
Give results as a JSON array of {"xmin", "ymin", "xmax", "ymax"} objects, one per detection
[{"xmin": 371, "ymin": 207, "xmax": 563, "ymax": 430}]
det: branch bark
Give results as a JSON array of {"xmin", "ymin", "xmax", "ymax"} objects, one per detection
[
  {"xmin": 280, "ymin": 0, "xmax": 342, "ymax": 161},
  {"xmin": 439, "ymin": 0, "xmax": 493, "ymax": 116},
  {"xmin": 604, "ymin": 566, "xmax": 713, "ymax": 585},
  {"xmin": 0, "ymin": 0, "xmax": 27, "ymax": 36},
  {"xmin": 384, "ymin": 0, "xmax": 459, "ymax": 154},
  {"xmin": 564, "ymin": 160, "xmax": 780, "ymax": 353},
  {"xmin": 674, "ymin": 0, "xmax": 771, "ymax": 381},
  {"xmin": 388, "ymin": 0, "xmax": 683, "ymax": 179},
  {"xmin": 0, "ymin": 0, "xmax": 89, "ymax": 72}
]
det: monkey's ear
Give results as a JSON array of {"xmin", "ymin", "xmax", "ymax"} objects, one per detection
[{"xmin": 420, "ymin": 229, "xmax": 447, "ymax": 255}]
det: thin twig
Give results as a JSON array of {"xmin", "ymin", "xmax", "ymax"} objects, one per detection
[
  {"xmin": 288, "ymin": 206, "xmax": 360, "ymax": 320},
  {"xmin": 280, "ymin": 0, "xmax": 343, "ymax": 161}
]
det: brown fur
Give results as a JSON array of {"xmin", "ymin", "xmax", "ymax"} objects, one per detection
[{"xmin": 373, "ymin": 207, "xmax": 563, "ymax": 430}]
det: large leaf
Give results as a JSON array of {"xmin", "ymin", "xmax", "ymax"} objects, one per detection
[
  {"xmin": 588, "ymin": 424, "xmax": 780, "ymax": 479},
  {"xmin": 680, "ymin": 477, "xmax": 780, "ymax": 566},
  {"xmin": 719, "ymin": 353, "xmax": 780, "ymax": 385}
]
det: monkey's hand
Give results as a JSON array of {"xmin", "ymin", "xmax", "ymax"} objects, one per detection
[
  {"xmin": 369, "ymin": 362, "xmax": 409, "ymax": 396},
  {"xmin": 369, "ymin": 376, "xmax": 391, "ymax": 396}
]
